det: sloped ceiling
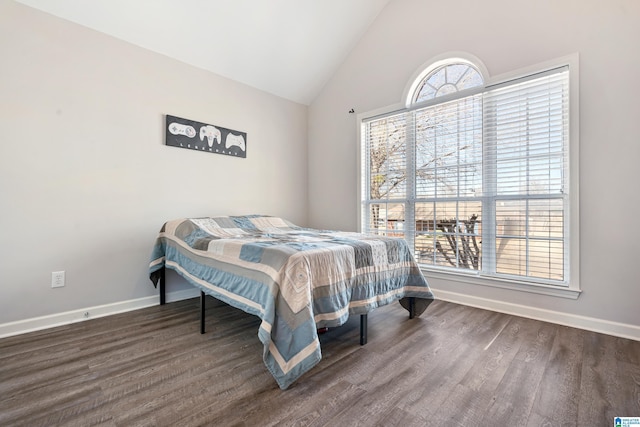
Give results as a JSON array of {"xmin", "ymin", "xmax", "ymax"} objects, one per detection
[{"xmin": 14, "ymin": 0, "xmax": 392, "ymax": 105}]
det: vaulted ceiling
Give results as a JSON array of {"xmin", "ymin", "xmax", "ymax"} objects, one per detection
[{"xmin": 15, "ymin": 0, "xmax": 393, "ymax": 105}]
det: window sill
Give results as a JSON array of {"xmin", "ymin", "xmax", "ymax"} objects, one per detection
[{"xmin": 421, "ymin": 268, "xmax": 582, "ymax": 300}]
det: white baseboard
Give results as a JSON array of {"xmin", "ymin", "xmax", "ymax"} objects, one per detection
[
  {"xmin": 0, "ymin": 288, "xmax": 200, "ymax": 339},
  {"xmin": 433, "ymin": 288, "xmax": 640, "ymax": 342},
  {"xmin": 3, "ymin": 287, "xmax": 638, "ymax": 342}
]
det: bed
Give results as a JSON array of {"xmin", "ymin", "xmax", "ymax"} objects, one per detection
[{"xmin": 149, "ymin": 215, "xmax": 434, "ymax": 389}]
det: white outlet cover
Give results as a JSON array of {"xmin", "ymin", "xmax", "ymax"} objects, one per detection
[{"xmin": 51, "ymin": 271, "xmax": 65, "ymax": 288}]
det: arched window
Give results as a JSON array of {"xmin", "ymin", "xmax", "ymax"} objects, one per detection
[
  {"xmin": 412, "ymin": 62, "xmax": 484, "ymax": 103},
  {"xmin": 360, "ymin": 54, "xmax": 578, "ymax": 295}
]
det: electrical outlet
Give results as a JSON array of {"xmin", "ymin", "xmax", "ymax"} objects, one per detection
[{"xmin": 51, "ymin": 271, "xmax": 65, "ymax": 288}]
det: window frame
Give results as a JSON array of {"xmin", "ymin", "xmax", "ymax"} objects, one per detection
[{"xmin": 357, "ymin": 54, "xmax": 580, "ymax": 299}]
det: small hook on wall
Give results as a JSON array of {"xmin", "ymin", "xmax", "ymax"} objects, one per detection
[{"xmin": 348, "ymin": 108, "xmax": 355, "ymax": 114}]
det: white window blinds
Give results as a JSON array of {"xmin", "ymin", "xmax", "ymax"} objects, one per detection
[
  {"xmin": 483, "ymin": 67, "xmax": 569, "ymax": 282},
  {"xmin": 361, "ymin": 65, "xmax": 570, "ymax": 286}
]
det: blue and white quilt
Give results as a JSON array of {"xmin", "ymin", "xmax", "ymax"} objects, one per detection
[{"xmin": 149, "ymin": 215, "xmax": 434, "ymax": 389}]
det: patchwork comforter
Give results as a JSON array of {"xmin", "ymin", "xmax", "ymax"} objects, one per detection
[{"xmin": 149, "ymin": 215, "xmax": 434, "ymax": 389}]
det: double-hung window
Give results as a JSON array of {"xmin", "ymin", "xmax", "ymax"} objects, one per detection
[{"xmin": 359, "ymin": 55, "xmax": 579, "ymax": 296}]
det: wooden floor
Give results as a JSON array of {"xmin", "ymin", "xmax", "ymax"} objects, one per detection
[{"xmin": 1, "ymin": 298, "xmax": 639, "ymax": 427}]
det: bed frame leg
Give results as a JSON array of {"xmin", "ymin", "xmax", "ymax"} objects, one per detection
[
  {"xmin": 200, "ymin": 291, "xmax": 206, "ymax": 334},
  {"xmin": 360, "ymin": 314, "xmax": 368, "ymax": 345},
  {"xmin": 409, "ymin": 297, "xmax": 415, "ymax": 319},
  {"xmin": 159, "ymin": 267, "xmax": 166, "ymax": 305}
]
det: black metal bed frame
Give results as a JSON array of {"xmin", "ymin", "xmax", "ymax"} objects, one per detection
[{"xmin": 156, "ymin": 267, "xmax": 416, "ymax": 346}]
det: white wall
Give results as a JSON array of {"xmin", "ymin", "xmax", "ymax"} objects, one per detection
[
  {"xmin": 0, "ymin": 2, "xmax": 308, "ymax": 325},
  {"xmin": 3, "ymin": 0, "xmax": 639, "ymax": 338},
  {"xmin": 308, "ymin": 0, "xmax": 640, "ymax": 331}
]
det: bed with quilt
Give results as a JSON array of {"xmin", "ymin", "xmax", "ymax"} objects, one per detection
[{"xmin": 149, "ymin": 215, "xmax": 434, "ymax": 389}]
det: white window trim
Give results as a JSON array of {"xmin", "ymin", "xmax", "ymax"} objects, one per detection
[{"xmin": 357, "ymin": 53, "xmax": 580, "ymax": 299}]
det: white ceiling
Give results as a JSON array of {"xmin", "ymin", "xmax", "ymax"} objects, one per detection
[{"xmin": 15, "ymin": 0, "xmax": 392, "ymax": 105}]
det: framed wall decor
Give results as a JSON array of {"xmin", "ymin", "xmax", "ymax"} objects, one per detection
[{"xmin": 165, "ymin": 114, "xmax": 247, "ymax": 158}]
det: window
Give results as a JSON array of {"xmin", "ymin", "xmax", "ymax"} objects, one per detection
[{"xmin": 359, "ymin": 55, "xmax": 579, "ymax": 295}]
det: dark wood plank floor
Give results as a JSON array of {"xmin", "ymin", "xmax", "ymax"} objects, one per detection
[{"xmin": 1, "ymin": 298, "xmax": 638, "ymax": 426}]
